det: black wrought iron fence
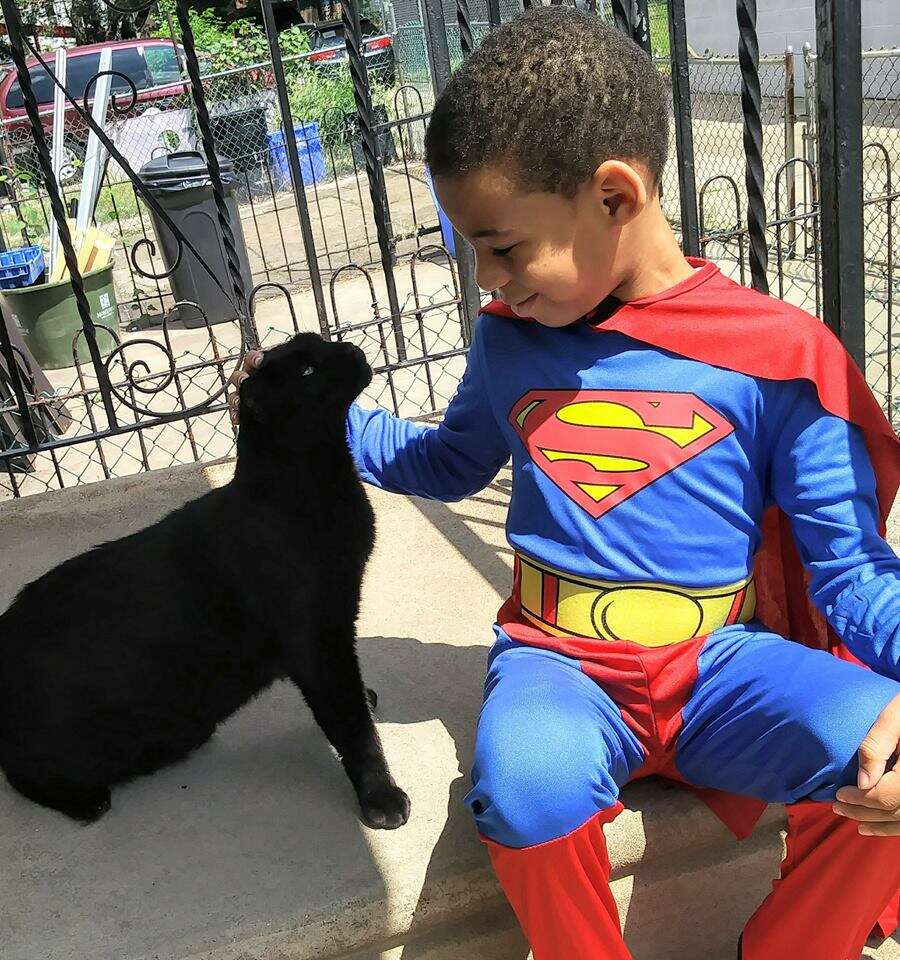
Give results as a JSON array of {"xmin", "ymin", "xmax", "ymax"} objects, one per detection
[
  {"xmin": 0, "ymin": 0, "xmax": 476, "ymax": 500},
  {"xmin": 0, "ymin": 49, "xmax": 446, "ymax": 319},
  {"xmin": 0, "ymin": 0, "xmax": 896, "ymax": 502}
]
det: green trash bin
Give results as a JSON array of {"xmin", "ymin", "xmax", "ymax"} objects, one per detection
[{"xmin": 0, "ymin": 262, "xmax": 118, "ymax": 371}]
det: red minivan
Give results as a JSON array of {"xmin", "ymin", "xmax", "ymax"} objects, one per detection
[{"xmin": 0, "ymin": 39, "xmax": 187, "ymax": 182}]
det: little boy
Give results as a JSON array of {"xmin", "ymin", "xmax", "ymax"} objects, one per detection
[{"xmin": 230, "ymin": 9, "xmax": 900, "ymax": 958}]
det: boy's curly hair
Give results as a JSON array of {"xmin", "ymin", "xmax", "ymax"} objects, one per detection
[{"xmin": 424, "ymin": 6, "xmax": 669, "ymax": 197}]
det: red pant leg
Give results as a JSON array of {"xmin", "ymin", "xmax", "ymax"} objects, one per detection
[
  {"xmin": 742, "ymin": 801, "xmax": 900, "ymax": 960},
  {"xmin": 484, "ymin": 803, "xmax": 631, "ymax": 960}
]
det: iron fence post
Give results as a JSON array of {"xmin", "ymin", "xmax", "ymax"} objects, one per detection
[
  {"xmin": 801, "ymin": 43, "xmax": 817, "ymax": 260},
  {"xmin": 0, "ymin": 0, "xmax": 119, "ymax": 430},
  {"xmin": 666, "ymin": 0, "xmax": 700, "ymax": 256},
  {"xmin": 421, "ymin": 0, "xmax": 481, "ymax": 344},
  {"xmin": 610, "ymin": 0, "xmax": 630, "ymax": 37},
  {"xmin": 802, "ymin": 43, "xmax": 818, "ymax": 173},
  {"xmin": 632, "ymin": 0, "xmax": 652, "ymax": 56},
  {"xmin": 486, "ymin": 0, "xmax": 502, "ymax": 28},
  {"xmin": 342, "ymin": 0, "xmax": 407, "ymax": 359},
  {"xmin": 261, "ymin": 0, "xmax": 331, "ymax": 338},
  {"xmin": 737, "ymin": 0, "xmax": 769, "ymax": 292},
  {"xmin": 783, "ymin": 45, "xmax": 798, "ymax": 256},
  {"xmin": 815, "ymin": 0, "xmax": 865, "ymax": 367},
  {"xmin": 456, "ymin": 0, "xmax": 475, "ymax": 58},
  {"xmin": 173, "ymin": 0, "xmax": 259, "ymax": 351}
]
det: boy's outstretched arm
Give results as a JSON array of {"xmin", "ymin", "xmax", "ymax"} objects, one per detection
[
  {"xmin": 229, "ymin": 320, "xmax": 510, "ymax": 502},
  {"xmin": 768, "ymin": 378, "xmax": 900, "ymax": 681},
  {"xmin": 768, "ymin": 378, "xmax": 900, "ymax": 829}
]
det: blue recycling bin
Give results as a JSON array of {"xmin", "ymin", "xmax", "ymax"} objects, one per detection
[
  {"xmin": 267, "ymin": 122, "xmax": 327, "ymax": 186},
  {"xmin": 424, "ymin": 167, "xmax": 456, "ymax": 258}
]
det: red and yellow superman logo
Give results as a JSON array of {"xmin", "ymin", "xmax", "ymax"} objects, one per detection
[{"xmin": 509, "ymin": 389, "xmax": 734, "ymax": 519}]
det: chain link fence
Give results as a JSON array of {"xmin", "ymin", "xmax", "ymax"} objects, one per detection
[
  {"xmin": 0, "ymin": 38, "xmax": 443, "ymax": 304},
  {"xmin": 0, "ymin": 24, "xmax": 472, "ymax": 499},
  {"xmin": 1, "ymin": 1, "xmax": 898, "ymax": 500},
  {"xmin": 682, "ymin": 45, "xmax": 898, "ymax": 426}
]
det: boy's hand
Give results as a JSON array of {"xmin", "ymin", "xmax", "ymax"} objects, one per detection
[
  {"xmin": 227, "ymin": 350, "xmax": 264, "ymax": 425},
  {"xmin": 832, "ymin": 693, "xmax": 900, "ymax": 836}
]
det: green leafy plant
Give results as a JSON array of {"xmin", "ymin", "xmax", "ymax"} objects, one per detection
[
  {"xmin": 286, "ymin": 63, "xmax": 391, "ymax": 148},
  {"xmin": 152, "ymin": 5, "xmax": 311, "ymax": 74}
]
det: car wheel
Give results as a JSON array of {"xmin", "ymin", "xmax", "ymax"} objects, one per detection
[{"xmin": 58, "ymin": 136, "xmax": 87, "ymax": 186}]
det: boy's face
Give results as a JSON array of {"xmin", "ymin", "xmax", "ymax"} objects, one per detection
[{"xmin": 433, "ymin": 164, "xmax": 629, "ymax": 328}]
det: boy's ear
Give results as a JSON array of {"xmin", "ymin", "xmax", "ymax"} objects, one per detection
[{"xmin": 590, "ymin": 160, "xmax": 648, "ymax": 224}]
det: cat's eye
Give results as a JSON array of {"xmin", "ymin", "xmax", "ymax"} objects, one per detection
[{"xmin": 299, "ymin": 364, "xmax": 315, "ymax": 377}]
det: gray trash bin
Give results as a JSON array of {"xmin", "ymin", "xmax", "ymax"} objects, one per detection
[{"xmin": 139, "ymin": 151, "xmax": 254, "ymax": 328}]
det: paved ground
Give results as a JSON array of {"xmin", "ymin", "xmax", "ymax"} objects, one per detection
[{"xmin": 1, "ymin": 460, "xmax": 898, "ymax": 960}]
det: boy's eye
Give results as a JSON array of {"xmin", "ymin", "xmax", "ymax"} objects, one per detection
[
  {"xmin": 299, "ymin": 364, "xmax": 316, "ymax": 377},
  {"xmin": 493, "ymin": 244, "xmax": 517, "ymax": 258}
]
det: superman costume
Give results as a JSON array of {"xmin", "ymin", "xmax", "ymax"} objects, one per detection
[{"xmin": 346, "ymin": 259, "xmax": 900, "ymax": 960}]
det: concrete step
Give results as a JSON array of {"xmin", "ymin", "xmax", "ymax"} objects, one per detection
[{"xmin": 1, "ymin": 461, "xmax": 897, "ymax": 960}]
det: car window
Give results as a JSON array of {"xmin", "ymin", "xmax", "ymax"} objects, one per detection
[
  {"xmin": 144, "ymin": 45, "xmax": 182, "ymax": 86},
  {"xmin": 6, "ymin": 52, "xmax": 102, "ymax": 108},
  {"xmin": 62, "ymin": 52, "xmax": 104, "ymax": 101},
  {"xmin": 111, "ymin": 47, "xmax": 151, "ymax": 93},
  {"xmin": 7, "ymin": 65, "xmax": 54, "ymax": 108}
]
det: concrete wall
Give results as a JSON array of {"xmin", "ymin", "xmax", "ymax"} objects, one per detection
[
  {"xmin": 684, "ymin": 1, "xmax": 900, "ymax": 102},
  {"xmin": 685, "ymin": 0, "xmax": 900, "ymax": 57}
]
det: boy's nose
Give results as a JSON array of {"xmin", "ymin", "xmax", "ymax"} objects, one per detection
[{"xmin": 474, "ymin": 252, "xmax": 510, "ymax": 292}]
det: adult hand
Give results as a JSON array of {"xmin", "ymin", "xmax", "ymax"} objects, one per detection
[
  {"xmin": 833, "ymin": 693, "xmax": 900, "ymax": 837},
  {"xmin": 226, "ymin": 350, "xmax": 264, "ymax": 425}
]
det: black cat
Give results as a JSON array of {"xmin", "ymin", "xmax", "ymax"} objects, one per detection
[{"xmin": 0, "ymin": 333, "xmax": 410, "ymax": 829}]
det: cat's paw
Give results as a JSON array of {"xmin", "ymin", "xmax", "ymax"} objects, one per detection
[{"xmin": 359, "ymin": 781, "xmax": 410, "ymax": 830}]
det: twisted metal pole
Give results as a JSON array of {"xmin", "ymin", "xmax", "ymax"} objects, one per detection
[
  {"xmin": 456, "ymin": 0, "xmax": 474, "ymax": 59},
  {"xmin": 737, "ymin": 0, "xmax": 769, "ymax": 292},
  {"xmin": 422, "ymin": 0, "xmax": 481, "ymax": 344},
  {"xmin": 260, "ymin": 0, "xmax": 330, "ymax": 338},
  {"xmin": 173, "ymin": 0, "xmax": 258, "ymax": 350},
  {"xmin": 0, "ymin": 0, "xmax": 118, "ymax": 429},
  {"xmin": 667, "ymin": 0, "xmax": 700, "ymax": 255},
  {"xmin": 342, "ymin": 0, "xmax": 406, "ymax": 359}
]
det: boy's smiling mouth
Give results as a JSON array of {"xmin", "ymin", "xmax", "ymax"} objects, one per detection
[{"xmin": 506, "ymin": 292, "xmax": 539, "ymax": 315}]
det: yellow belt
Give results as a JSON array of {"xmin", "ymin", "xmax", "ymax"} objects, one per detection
[{"xmin": 515, "ymin": 553, "xmax": 756, "ymax": 647}]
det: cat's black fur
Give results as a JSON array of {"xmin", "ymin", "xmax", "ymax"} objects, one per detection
[{"xmin": 0, "ymin": 333, "xmax": 410, "ymax": 829}]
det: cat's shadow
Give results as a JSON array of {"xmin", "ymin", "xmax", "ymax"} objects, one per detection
[
  {"xmin": 0, "ymin": 673, "xmax": 395, "ymax": 959},
  {"xmin": 0, "ymin": 631, "xmax": 505, "ymax": 960}
]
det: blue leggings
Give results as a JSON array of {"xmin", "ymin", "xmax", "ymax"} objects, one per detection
[{"xmin": 466, "ymin": 623, "xmax": 900, "ymax": 848}]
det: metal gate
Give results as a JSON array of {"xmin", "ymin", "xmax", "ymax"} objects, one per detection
[{"xmin": 0, "ymin": 0, "xmax": 894, "ymax": 499}]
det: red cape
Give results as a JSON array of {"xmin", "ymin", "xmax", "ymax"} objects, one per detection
[{"xmin": 483, "ymin": 260, "xmax": 900, "ymax": 935}]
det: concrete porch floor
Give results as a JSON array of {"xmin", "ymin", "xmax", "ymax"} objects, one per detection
[{"xmin": 0, "ymin": 461, "xmax": 898, "ymax": 960}]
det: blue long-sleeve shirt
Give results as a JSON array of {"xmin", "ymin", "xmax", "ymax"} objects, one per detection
[{"xmin": 347, "ymin": 308, "xmax": 900, "ymax": 679}]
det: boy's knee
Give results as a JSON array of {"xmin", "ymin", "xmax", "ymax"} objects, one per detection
[
  {"xmin": 799, "ymin": 671, "xmax": 900, "ymax": 800},
  {"xmin": 466, "ymin": 749, "xmax": 619, "ymax": 848}
]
